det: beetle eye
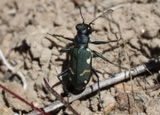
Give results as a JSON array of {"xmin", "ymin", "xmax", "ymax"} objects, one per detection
[
  {"xmin": 87, "ymin": 26, "xmax": 92, "ymax": 33},
  {"xmin": 76, "ymin": 24, "xmax": 81, "ymax": 30}
]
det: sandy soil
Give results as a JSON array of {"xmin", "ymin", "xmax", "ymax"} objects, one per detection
[{"xmin": 0, "ymin": 0, "xmax": 160, "ymax": 115}]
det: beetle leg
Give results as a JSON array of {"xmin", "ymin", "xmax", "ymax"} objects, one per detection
[
  {"xmin": 59, "ymin": 48, "xmax": 71, "ymax": 53},
  {"xmin": 57, "ymin": 69, "xmax": 70, "ymax": 91},
  {"xmin": 91, "ymin": 68, "xmax": 104, "ymax": 110},
  {"xmin": 90, "ymin": 39, "xmax": 118, "ymax": 45},
  {"xmin": 47, "ymin": 33, "xmax": 74, "ymax": 42},
  {"xmin": 57, "ymin": 69, "xmax": 69, "ymax": 82},
  {"xmin": 93, "ymin": 69, "xmax": 103, "ymax": 75},
  {"xmin": 91, "ymin": 50, "xmax": 127, "ymax": 69},
  {"xmin": 57, "ymin": 69, "xmax": 72, "ymax": 96},
  {"xmin": 92, "ymin": 50, "xmax": 112, "ymax": 62},
  {"xmin": 92, "ymin": 50, "xmax": 118, "ymax": 65}
]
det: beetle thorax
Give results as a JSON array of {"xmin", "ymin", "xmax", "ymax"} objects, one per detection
[{"xmin": 75, "ymin": 34, "xmax": 89, "ymax": 47}]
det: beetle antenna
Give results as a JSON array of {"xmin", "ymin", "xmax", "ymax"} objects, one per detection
[
  {"xmin": 89, "ymin": 9, "xmax": 113, "ymax": 25},
  {"xmin": 78, "ymin": 6, "xmax": 85, "ymax": 24},
  {"xmin": 88, "ymin": 4, "xmax": 125, "ymax": 25}
]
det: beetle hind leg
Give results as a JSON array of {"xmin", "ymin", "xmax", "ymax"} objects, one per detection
[{"xmin": 91, "ymin": 68, "xmax": 104, "ymax": 110}]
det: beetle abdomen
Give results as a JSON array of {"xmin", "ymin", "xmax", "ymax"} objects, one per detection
[{"xmin": 69, "ymin": 48, "xmax": 92, "ymax": 93}]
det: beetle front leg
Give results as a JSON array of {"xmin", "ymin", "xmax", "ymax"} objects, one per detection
[
  {"xmin": 47, "ymin": 33, "xmax": 74, "ymax": 42},
  {"xmin": 90, "ymin": 39, "xmax": 118, "ymax": 45},
  {"xmin": 59, "ymin": 48, "xmax": 71, "ymax": 53}
]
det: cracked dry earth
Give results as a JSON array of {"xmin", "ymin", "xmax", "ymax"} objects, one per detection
[{"xmin": 0, "ymin": 0, "xmax": 160, "ymax": 115}]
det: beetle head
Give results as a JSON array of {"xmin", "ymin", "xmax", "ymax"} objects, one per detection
[{"xmin": 76, "ymin": 23, "xmax": 92, "ymax": 35}]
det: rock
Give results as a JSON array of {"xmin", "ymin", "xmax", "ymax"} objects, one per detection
[
  {"xmin": 151, "ymin": 38, "xmax": 160, "ymax": 48},
  {"xmin": 54, "ymin": 15, "xmax": 66, "ymax": 26},
  {"xmin": 94, "ymin": 18, "xmax": 106, "ymax": 31},
  {"xmin": 28, "ymin": 70, "xmax": 38, "ymax": 80},
  {"xmin": 146, "ymin": 98, "xmax": 160, "ymax": 115},
  {"xmin": 103, "ymin": 93, "xmax": 117, "ymax": 114},
  {"xmin": 51, "ymin": 47, "xmax": 60, "ymax": 56},
  {"xmin": 130, "ymin": 37, "xmax": 140, "ymax": 50},
  {"xmin": 4, "ymin": 82, "xmax": 32, "ymax": 111},
  {"xmin": 48, "ymin": 68, "xmax": 63, "ymax": 94},
  {"xmin": 89, "ymin": 96, "xmax": 99, "ymax": 112},
  {"xmin": 141, "ymin": 26, "xmax": 159, "ymax": 39},
  {"xmin": 0, "ymin": 107, "xmax": 14, "ymax": 115},
  {"xmin": 31, "ymin": 61, "xmax": 41, "ymax": 71},
  {"xmin": 141, "ymin": 45, "xmax": 151, "ymax": 57},
  {"xmin": 114, "ymin": 82, "xmax": 140, "ymax": 93},
  {"xmin": 30, "ymin": 42, "xmax": 43, "ymax": 59},
  {"xmin": 134, "ymin": 0, "xmax": 148, "ymax": 3},
  {"xmin": 135, "ymin": 113, "xmax": 146, "ymax": 115},
  {"xmin": 152, "ymin": 3, "xmax": 160, "ymax": 17},
  {"xmin": 137, "ymin": 55, "xmax": 149, "ymax": 63},
  {"xmin": 120, "ymin": 30, "xmax": 135, "ymax": 41},
  {"xmin": 116, "ymin": 92, "xmax": 146, "ymax": 114},
  {"xmin": 35, "ymin": 72, "xmax": 46, "ymax": 89},
  {"xmin": 65, "ymin": 100, "xmax": 92, "ymax": 115},
  {"xmin": 24, "ymin": 58, "xmax": 32, "ymax": 69},
  {"xmin": 0, "ymin": 93, "xmax": 5, "ymax": 107},
  {"xmin": 41, "ymin": 38, "xmax": 52, "ymax": 48},
  {"xmin": 116, "ymin": 92, "xmax": 132, "ymax": 111},
  {"xmin": 40, "ymin": 48, "xmax": 52, "ymax": 67},
  {"xmin": 0, "ymin": 34, "xmax": 13, "ymax": 55},
  {"xmin": 110, "ymin": 87, "xmax": 116, "ymax": 96},
  {"xmin": 9, "ymin": 13, "xmax": 26, "ymax": 31},
  {"xmin": 88, "ymin": 91, "xmax": 116, "ymax": 114}
]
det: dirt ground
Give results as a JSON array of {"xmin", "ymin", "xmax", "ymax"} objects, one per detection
[{"xmin": 0, "ymin": 0, "xmax": 160, "ymax": 115}]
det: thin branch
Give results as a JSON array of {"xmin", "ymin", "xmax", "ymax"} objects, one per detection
[
  {"xmin": 0, "ymin": 49, "xmax": 27, "ymax": 90},
  {"xmin": 0, "ymin": 83, "xmax": 46, "ymax": 115},
  {"xmin": 27, "ymin": 57, "xmax": 160, "ymax": 115}
]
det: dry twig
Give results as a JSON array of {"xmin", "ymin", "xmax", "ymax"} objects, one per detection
[
  {"xmin": 0, "ymin": 49, "xmax": 27, "ymax": 90},
  {"xmin": 28, "ymin": 57, "xmax": 160, "ymax": 115}
]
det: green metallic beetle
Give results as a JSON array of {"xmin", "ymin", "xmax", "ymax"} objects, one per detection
[
  {"xmin": 68, "ymin": 23, "xmax": 93, "ymax": 93},
  {"xmin": 47, "ymin": 8, "xmax": 118, "ymax": 95}
]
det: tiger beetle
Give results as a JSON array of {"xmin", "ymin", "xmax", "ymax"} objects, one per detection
[{"xmin": 46, "ymin": 7, "xmax": 119, "ymax": 107}]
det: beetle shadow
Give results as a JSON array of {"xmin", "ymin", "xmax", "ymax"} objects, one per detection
[{"xmin": 13, "ymin": 39, "xmax": 30, "ymax": 54}]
